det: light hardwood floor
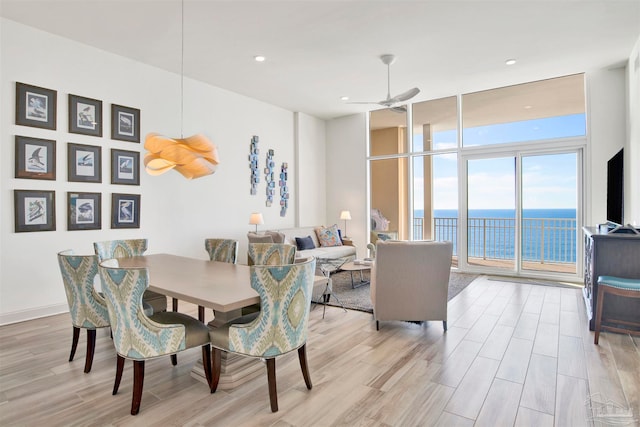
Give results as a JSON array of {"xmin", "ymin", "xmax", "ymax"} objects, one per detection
[{"xmin": 1, "ymin": 276, "xmax": 639, "ymax": 426}]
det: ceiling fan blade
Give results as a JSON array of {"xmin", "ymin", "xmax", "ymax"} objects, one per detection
[
  {"xmin": 387, "ymin": 87, "xmax": 420, "ymax": 103},
  {"xmin": 390, "ymin": 106, "xmax": 407, "ymax": 113},
  {"xmin": 347, "ymin": 101, "xmax": 382, "ymax": 105}
]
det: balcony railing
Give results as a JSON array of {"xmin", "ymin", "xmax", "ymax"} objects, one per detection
[{"xmin": 413, "ymin": 216, "xmax": 577, "ymax": 265}]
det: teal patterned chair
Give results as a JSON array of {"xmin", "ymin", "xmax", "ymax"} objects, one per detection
[
  {"xmin": 247, "ymin": 243, "xmax": 296, "ymax": 266},
  {"xmin": 98, "ymin": 259, "xmax": 213, "ymax": 415},
  {"xmin": 57, "ymin": 250, "xmax": 110, "ymax": 373},
  {"xmin": 209, "ymin": 256, "xmax": 316, "ymax": 412},
  {"xmin": 93, "ymin": 239, "xmax": 168, "ymax": 313},
  {"xmin": 204, "ymin": 238, "xmax": 239, "ymax": 263}
]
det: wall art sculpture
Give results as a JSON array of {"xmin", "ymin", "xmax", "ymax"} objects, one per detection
[
  {"xmin": 279, "ymin": 162, "xmax": 289, "ymax": 217},
  {"xmin": 249, "ymin": 135, "xmax": 259, "ymax": 195}
]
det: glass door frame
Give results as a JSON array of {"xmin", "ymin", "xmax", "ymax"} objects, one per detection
[{"xmin": 458, "ymin": 142, "xmax": 585, "ymax": 282}]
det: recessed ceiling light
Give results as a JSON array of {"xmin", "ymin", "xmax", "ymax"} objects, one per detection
[
  {"xmin": 254, "ymin": 55, "xmax": 266, "ymax": 62},
  {"xmin": 340, "ymin": 96, "xmax": 349, "ymax": 101},
  {"xmin": 505, "ymin": 59, "xmax": 517, "ymax": 65},
  {"xmin": 524, "ymin": 105, "xmax": 532, "ymax": 109}
]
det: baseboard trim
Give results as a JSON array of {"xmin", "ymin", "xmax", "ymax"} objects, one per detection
[{"xmin": 0, "ymin": 303, "xmax": 68, "ymax": 326}]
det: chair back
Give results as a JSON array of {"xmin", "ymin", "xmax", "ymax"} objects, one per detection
[
  {"xmin": 248, "ymin": 243, "xmax": 296, "ymax": 266},
  {"xmin": 204, "ymin": 239, "xmax": 238, "ymax": 263},
  {"xmin": 93, "ymin": 239, "xmax": 148, "ymax": 261},
  {"xmin": 98, "ymin": 259, "xmax": 186, "ymax": 359},
  {"xmin": 57, "ymin": 250, "xmax": 109, "ymax": 329},
  {"xmin": 228, "ymin": 257, "xmax": 316, "ymax": 357},
  {"xmin": 372, "ymin": 240, "xmax": 453, "ymax": 321}
]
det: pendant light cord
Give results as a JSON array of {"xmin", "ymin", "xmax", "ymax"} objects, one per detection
[{"xmin": 180, "ymin": 0, "xmax": 184, "ymax": 138}]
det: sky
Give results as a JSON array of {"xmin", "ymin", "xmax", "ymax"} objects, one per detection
[{"xmin": 413, "ymin": 113, "xmax": 584, "ymax": 211}]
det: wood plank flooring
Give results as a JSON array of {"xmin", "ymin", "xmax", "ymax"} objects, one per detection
[{"xmin": 1, "ymin": 276, "xmax": 639, "ymax": 426}]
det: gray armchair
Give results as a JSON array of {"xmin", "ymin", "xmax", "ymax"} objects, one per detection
[{"xmin": 371, "ymin": 240, "xmax": 453, "ymax": 331}]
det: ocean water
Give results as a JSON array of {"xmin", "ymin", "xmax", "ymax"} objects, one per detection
[{"xmin": 414, "ymin": 209, "xmax": 577, "ymax": 263}]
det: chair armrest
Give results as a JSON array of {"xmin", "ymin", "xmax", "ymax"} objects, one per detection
[{"xmin": 342, "ymin": 238, "xmax": 355, "ymax": 247}]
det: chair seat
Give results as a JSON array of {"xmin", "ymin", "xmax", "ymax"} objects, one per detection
[
  {"xmin": 150, "ymin": 311, "xmax": 211, "ymax": 348},
  {"xmin": 598, "ymin": 276, "xmax": 640, "ymax": 291}
]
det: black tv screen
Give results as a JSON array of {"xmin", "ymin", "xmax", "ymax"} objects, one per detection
[{"xmin": 607, "ymin": 148, "xmax": 624, "ymax": 225}]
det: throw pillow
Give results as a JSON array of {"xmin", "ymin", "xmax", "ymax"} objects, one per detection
[
  {"xmin": 265, "ymin": 230, "xmax": 285, "ymax": 243},
  {"xmin": 247, "ymin": 232, "xmax": 274, "ymax": 243},
  {"xmin": 295, "ymin": 236, "xmax": 315, "ymax": 251},
  {"xmin": 316, "ymin": 224, "xmax": 343, "ymax": 247}
]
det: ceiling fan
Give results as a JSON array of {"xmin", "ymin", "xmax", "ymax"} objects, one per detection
[{"xmin": 349, "ymin": 54, "xmax": 420, "ymax": 112}]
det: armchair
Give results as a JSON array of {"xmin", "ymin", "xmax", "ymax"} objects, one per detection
[{"xmin": 371, "ymin": 240, "xmax": 453, "ymax": 331}]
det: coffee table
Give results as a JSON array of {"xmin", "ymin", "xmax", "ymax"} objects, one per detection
[{"xmin": 340, "ymin": 260, "xmax": 372, "ymax": 288}]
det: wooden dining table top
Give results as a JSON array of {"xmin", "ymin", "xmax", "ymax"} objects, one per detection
[{"xmin": 116, "ymin": 254, "xmax": 260, "ymax": 313}]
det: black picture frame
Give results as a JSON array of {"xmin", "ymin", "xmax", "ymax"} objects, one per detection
[
  {"xmin": 111, "ymin": 104, "xmax": 140, "ymax": 142},
  {"xmin": 111, "ymin": 149, "xmax": 140, "ymax": 185},
  {"xmin": 68, "ymin": 143, "xmax": 102, "ymax": 183},
  {"xmin": 14, "ymin": 189, "xmax": 56, "ymax": 232},
  {"xmin": 69, "ymin": 94, "xmax": 103, "ymax": 137},
  {"xmin": 16, "ymin": 82, "xmax": 57, "ymax": 130},
  {"xmin": 15, "ymin": 135, "xmax": 56, "ymax": 180},
  {"xmin": 68, "ymin": 192, "xmax": 101, "ymax": 231},
  {"xmin": 111, "ymin": 193, "xmax": 140, "ymax": 229}
]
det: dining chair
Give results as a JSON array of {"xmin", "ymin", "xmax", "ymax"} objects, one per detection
[
  {"xmin": 209, "ymin": 256, "xmax": 316, "ymax": 412},
  {"xmin": 247, "ymin": 242, "xmax": 296, "ymax": 266},
  {"xmin": 244, "ymin": 243, "xmax": 298, "ymax": 316},
  {"xmin": 204, "ymin": 238, "xmax": 239, "ymax": 263},
  {"xmin": 57, "ymin": 250, "xmax": 110, "ymax": 373},
  {"xmin": 93, "ymin": 239, "xmax": 168, "ymax": 313},
  {"xmin": 98, "ymin": 259, "xmax": 213, "ymax": 415}
]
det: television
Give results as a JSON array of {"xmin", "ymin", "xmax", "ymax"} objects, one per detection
[{"xmin": 606, "ymin": 148, "xmax": 624, "ymax": 225}]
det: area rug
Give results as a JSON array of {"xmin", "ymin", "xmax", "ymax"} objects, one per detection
[{"xmin": 322, "ymin": 270, "xmax": 479, "ymax": 313}]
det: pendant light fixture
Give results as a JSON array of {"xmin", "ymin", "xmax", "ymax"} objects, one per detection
[{"xmin": 143, "ymin": 0, "xmax": 219, "ymax": 180}]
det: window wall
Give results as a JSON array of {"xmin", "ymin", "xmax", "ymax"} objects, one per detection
[{"xmin": 368, "ymin": 74, "xmax": 586, "ymax": 279}]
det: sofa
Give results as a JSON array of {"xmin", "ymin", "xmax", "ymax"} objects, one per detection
[{"xmin": 248, "ymin": 226, "xmax": 356, "ymax": 261}]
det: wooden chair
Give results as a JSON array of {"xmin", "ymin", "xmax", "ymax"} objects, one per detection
[
  {"xmin": 57, "ymin": 250, "xmax": 110, "ymax": 373},
  {"xmin": 594, "ymin": 275, "xmax": 640, "ymax": 344},
  {"xmin": 209, "ymin": 257, "xmax": 316, "ymax": 412},
  {"xmin": 93, "ymin": 239, "xmax": 168, "ymax": 313},
  {"xmin": 98, "ymin": 259, "xmax": 213, "ymax": 415}
]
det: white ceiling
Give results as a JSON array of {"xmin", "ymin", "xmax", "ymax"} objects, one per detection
[{"xmin": 1, "ymin": 0, "xmax": 639, "ymax": 120}]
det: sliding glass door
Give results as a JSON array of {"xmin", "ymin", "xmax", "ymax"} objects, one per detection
[{"xmin": 462, "ymin": 151, "xmax": 579, "ymax": 275}]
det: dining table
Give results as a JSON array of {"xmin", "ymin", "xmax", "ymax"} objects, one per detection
[{"xmin": 116, "ymin": 253, "xmax": 329, "ymax": 390}]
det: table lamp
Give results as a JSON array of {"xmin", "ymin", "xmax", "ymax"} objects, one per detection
[
  {"xmin": 249, "ymin": 212, "xmax": 264, "ymax": 233},
  {"xmin": 340, "ymin": 210, "xmax": 351, "ymax": 238}
]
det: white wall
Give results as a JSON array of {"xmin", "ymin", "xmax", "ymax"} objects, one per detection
[
  {"xmin": 326, "ymin": 114, "xmax": 367, "ymax": 256},
  {"xmin": 295, "ymin": 112, "xmax": 327, "ymax": 227},
  {"xmin": 0, "ymin": 19, "xmax": 326, "ymax": 324},
  {"xmin": 585, "ymin": 67, "xmax": 628, "ymax": 225},
  {"xmin": 626, "ymin": 35, "xmax": 640, "ymax": 226}
]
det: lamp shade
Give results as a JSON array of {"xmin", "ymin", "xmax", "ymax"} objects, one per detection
[
  {"xmin": 340, "ymin": 210, "xmax": 352, "ymax": 220},
  {"xmin": 249, "ymin": 213, "xmax": 264, "ymax": 226},
  {"xmin": 144, "ymin": 133, "xmax": 220, "ymax": 180}
]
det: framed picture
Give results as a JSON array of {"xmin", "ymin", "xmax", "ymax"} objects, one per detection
[
  {"xmin": 111, "ymin": 104, "xmax": 140, "ymax": 142},
  {"xmin": 69, "ymin": 94, "xmax": 102, "ymax": 137},
  {"xmin": 68, "ymin": 143, "xmax": 102, "ymax": 183},
  {"xmin": 14, "ymin": 189, "xmax": 56, "ymax": 232},
  {"xmin": 68, "ymin": 192, "xmax": 101, "ymax": 231},
  {"xmin": 111, "ymin": 193, "xmax": 140, "ymax": 229},
  {"xmin": 15, "ymin": 136, "xmax": 56, "ymax": 180},
  {"xmin": 111, "ymin": 149, "xmax": 140, "ymax": 185},
  {"xmin": 15, "ymin": 82, "xmax": 57, "ymax": 130}
]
